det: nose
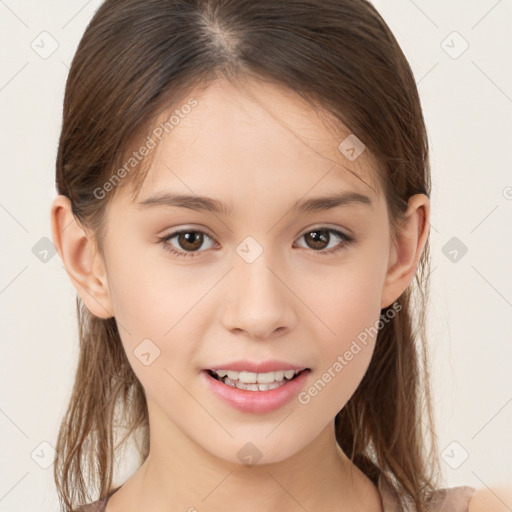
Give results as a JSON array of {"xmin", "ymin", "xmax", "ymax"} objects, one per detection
[{"xmin": 220, "ymin": 249, "xmax": 298, "ymax": 340}]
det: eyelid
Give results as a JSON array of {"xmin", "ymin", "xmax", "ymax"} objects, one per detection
[
  {"xmin": 158, "ymin": 224, "xmax": 354, "ymax": 259},
  {"xmin": 296, "ymin": 223, "xmax": 352, "ymax": 238},
  {"xmin": 293, "ymin": 226, "xmax": 354, "ymax": 253},
  {"xmin": 159, "ymin": 224, "xmax": 351, "ymax": 243},
  {"xmin": 159, "ymin": 224, "xmax": 217, "ymax": 240}
]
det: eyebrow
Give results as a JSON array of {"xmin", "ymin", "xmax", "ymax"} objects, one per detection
[{"xmin": 137, "ymin": 190, "xmax": 372, "ymax": 215}]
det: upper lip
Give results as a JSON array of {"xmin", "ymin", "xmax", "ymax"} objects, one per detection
[{"xmin": 206, "ymin": 360, "xmax": 310, "ymax": 373}]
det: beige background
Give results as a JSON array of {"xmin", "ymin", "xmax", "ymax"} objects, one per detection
[{"xmin": 1, "ymin": 0, "xmax": 511, "ymax": 509}]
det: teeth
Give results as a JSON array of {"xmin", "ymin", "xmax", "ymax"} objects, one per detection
[
  {"xmin": 274, "ymin": 370, "xmax": 285, "ymax": 381},
  {"xmin": 211, "ymin": 368, "xmax": 303, "ymax": 385},
  {"xmin": 225, "ymin": 377, "xmax": 289, "ymax": 391}
]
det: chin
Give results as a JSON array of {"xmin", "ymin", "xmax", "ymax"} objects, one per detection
[{"xmin": 201, "ymin": 435, "xmax": 308, "ymax": 469}]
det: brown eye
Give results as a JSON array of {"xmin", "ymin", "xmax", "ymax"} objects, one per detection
[
  {"xmin": 160, "ymin": 229, "xmax": 216, "ymax": 258},
  {"xmin": 295, "ymin": 227, "xmax": 353, "ymax": 255},
  {"xmin": 303, "ymin": 229, "xmax": 330, "ymax": 250},
  {"xmin": 177, "ymin": 231, "xmax": 204, "ymax": 251}
]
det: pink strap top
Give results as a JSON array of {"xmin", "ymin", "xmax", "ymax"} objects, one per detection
[
  {"xmin": 378, "ymin": 472, "xmax": 476, "ymax": 511},
  {"xmin": 76, "ymin": 473, "xmax": 476, "ymax": 511}
]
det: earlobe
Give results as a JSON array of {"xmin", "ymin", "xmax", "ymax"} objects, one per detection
[
  {"xmin": 50, "ymin": 195, "xmax": 114, "ymax": 319},
  {"xmin": 380, "ymin": 193, "xmax": 430, "ymax": 309}
]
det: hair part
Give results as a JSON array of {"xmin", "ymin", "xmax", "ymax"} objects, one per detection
[{"xmin": 54, "ymin": 1, "xmax": 440, "ymax": 510}]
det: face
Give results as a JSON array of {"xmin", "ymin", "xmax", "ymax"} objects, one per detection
[{"xmin": 99, "ymin": 77, "xmax": 394, "ymax": 465}]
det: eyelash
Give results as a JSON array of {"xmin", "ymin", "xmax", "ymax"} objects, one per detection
[{"xmin": 158, "ymin": 227, "xmax": 354, "ymax": 259}]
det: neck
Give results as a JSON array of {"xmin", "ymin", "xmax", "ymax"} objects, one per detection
[{"xmin": 114, "ymin": 422, "xmax": 381, "ymax": 512}]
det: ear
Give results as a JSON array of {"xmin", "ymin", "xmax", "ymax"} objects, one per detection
[
  {"xmin": 380, "ymin": 193, "xmax": 430, "ymax": 309},
  {"xmin": 50, "ymin": 195, "xmax": 114, "ymax": 319}
]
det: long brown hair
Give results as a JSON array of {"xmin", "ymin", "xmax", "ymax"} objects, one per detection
[{"xmin": 53, "ymin": 0, "xmax": 441, "ymax": 510}]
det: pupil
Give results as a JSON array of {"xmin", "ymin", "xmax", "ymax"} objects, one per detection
[
  {"xmin": 306, "ymin": 230, "xmax": 329, "ymax": 249},
  {"xmin": 180, "ymin": 231, "xmax": 203, "ymax": 250}
]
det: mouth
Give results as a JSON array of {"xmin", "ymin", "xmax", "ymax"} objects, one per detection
[{"xmin": 205, "ymin": 368, "xmax": 310, "ymax": 392}]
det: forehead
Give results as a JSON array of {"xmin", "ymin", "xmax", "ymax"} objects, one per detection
[{"xmin": 118, "ymin": 77, "xmax": 382, "ymax": 210}]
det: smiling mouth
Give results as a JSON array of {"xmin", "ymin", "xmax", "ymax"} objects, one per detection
[{"xmin": 206, "ymin": 368, "xmax": 310, "ymax": 392}]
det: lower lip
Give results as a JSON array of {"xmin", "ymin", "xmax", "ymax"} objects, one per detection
[{"xmin": 201, "ymin": 369, "xmax": 310, "ymax": 414}]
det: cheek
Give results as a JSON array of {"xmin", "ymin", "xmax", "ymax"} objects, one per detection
[
  {"xmin": 104, "ymin": 247, "xmax": 219, "ymax": 385},
  {"xmin": 295, "ymin": 251, "xmax": 386, "ymax": 413},
  {"xmin": 106, "ymin": 239, "xmax": 214, "ymax": 336},
  {"xmin": 299, "ymin": 250, "xmax": 385, "ymax": 346},
  {"xmin": 296, "ymin": 306, "xmax": 381, "ymax": 419}
]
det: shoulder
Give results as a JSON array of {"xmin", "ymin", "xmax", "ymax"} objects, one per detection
[{"xmin": 468, "ymin": 485, "xmax": 512, "ymax": 512}]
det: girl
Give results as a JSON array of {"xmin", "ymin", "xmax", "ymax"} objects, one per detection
[{"xmin": 49, "ymin": 0, "xmax": 498, "ymax": 510}]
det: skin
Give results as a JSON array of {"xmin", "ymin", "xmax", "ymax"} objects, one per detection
[{"xmin": 51, "ymin": 77, "xmax": 431, "ymax": 512}]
